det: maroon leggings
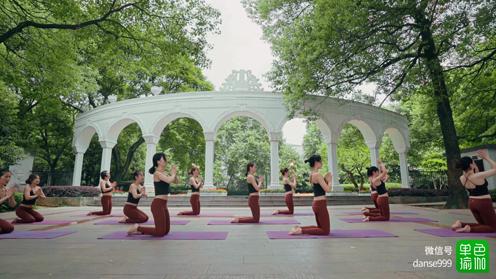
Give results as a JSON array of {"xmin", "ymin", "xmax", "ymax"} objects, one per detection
[
  {"xmin": 301, "ymin": 199, "xmax": 330, "ymax": 235},
  {"xmin": 238, "ymin": 195, "xmax": 260, "ymax": 223},
  {"xmin": 367, "ymin": 196, "xmax": 390, "ymax": 221},
  {"xmin": 462, "ymin": 198, "xmax": 496, "ymax": 233},
  {"xmin": 365, "ymin": 192, "xmax": 380, "ymax": 212},
  {"xmin": 277, "ymin": 193, "xmax": 294, "ymax": 214},
  {"xmin": 15, "ymin": 206, "xmax": 44, "ymax": 223},
  {"xmin": 0, "ymin": 218, "xmax": 14, "ymax": 234},
  {"xmin": 89, "ymin": 195, "xmax": 112, "ymax": 215},
  {"xmin": 123, "ymin": 204, "xmax": 149, "ymax": 223},
  {"xmin": 177, "ymin": 194, "xmax": 200, "ymax": 215},
  {"xmin": 138, "ymin": 198, "xmax": 170, "ymax": 237}
]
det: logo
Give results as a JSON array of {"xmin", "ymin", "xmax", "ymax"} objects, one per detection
[{"xmin": 456, "ymin": 240, "xmax": 489, "ymax": 273}]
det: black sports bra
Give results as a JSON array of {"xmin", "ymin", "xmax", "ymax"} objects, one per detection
[
  {"xmin": 374, "ymin": 181, "xmax": 388, "ymax": 195},
  {"xmin": 21, "ymin": 190, "xmax": 37, "ymax": 205},
  {"xmin": 313, "ymin": 183, "xmax": 326, "ymax": 197},
  {"xmin": 248, "ymin": 178, "xmax": 258, "ymax": 193},
  {"xmin": 191, "ymin": 181, "xmax": 200, "ymax": 193},
  {"xmin": 126, "ymin": 187, "xmax": 141, "ymax": 204},
  {"xmin": 466, "ymin": 179, "xmax": 489, "ymax": 197},
  {"xmin": 284, "ymin": 183, "xmax": 292, "ymax": 192},
  {"xmin": 154, "ymin": 180, "xmax": 170, "ymax": 195},
  {"xmin": 101, "ymin": 181, "xmax": 113, "ymax": 193}
]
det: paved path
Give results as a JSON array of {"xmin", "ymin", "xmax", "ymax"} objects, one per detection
[{"xmin": 1, "ymin": 204, "xmax": 495, "ymax": 278}]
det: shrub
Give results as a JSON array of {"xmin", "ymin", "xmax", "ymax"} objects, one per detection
[
  {"xmin": 260, "ymin": 189, "xmax": 285, "ymax": 193},
  {"xmin": 388, "ymin": 188, "xmax": 448, "ymax": 197},
  {"xmin": 490, "ymin": 189, "xmax": 496, "ymax": 202},
  {"xmin": 0, "ymin": 192, "xmax": 22, "ymax": 212},
  {"xmin": 43, "ymin": 186, "xmax": 100, "ymax": 197}
]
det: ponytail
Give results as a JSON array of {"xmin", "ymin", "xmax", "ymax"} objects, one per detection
[
  {"xmin": 305, "ymin": 154, "xmax": 322, "ymax": 167},
  {"xmin": 246, "ymin": 162, "xmax": 255, "ymax": 176},
  {"xmin": 149, "ymin": 152, "xmax": 167, "ymax": 174}
]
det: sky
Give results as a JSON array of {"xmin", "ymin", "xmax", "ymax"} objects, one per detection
[
  {"xmin": 203, "ymin": 0, "xmax": 307, "ymax": 146},
  {"xmin": 202, "ymin": 1, "xmax": 381, "ymax": 146}
]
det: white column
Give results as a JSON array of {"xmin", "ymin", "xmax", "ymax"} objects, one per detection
[
  {"xmin": 72, "ymin": 151, "xmax": 84, "ymax": 186},
  {"xmin": 268, "ymin": 132, "xmax": 281, "ymax": 189},
  {"xmin": 326, "ymin": 141, "xmax": 340, "ymax": 191},
  {"xmin": 368, "ymin": 144, "xmax": 380, "ymax": 166},
  {"xmin": 204, "ymin": 132, "xmax": 215, "ymax": 189},
  {"xmin": 99, "ymin": 140, "xmax": 116, "ymax": 173},
  {"xmin": 399, "ymin": 151, "xmax": 410, "ymax": 188},
  {"xmin": 143, "ymin": 135, "xmax": 158, "ymax": 192}
]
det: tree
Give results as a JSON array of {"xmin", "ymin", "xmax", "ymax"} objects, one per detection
[
  {"xmin": 0, "ymin": 0, "xmax": 220, "ymax": 184},
  {"xmin": 244, "ymin": 0, "xmax": 496, "ymax": 208},
  {"xmin": 0, "ymin": 82, "xmax": 23, "ymax": 168},
  {"xmin": 214, "ymin": 117, "xmax": 270, "ymax": 192}
]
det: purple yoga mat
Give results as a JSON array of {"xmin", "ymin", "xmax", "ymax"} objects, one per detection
[
  {"xmin": 340, "ymin": 217, "xmax": 436, "ymax": 223},
  {"xmin": 415, "ymin": 228, "xmax": 496, "ymax": 238},
  {"xmin": 73, "ymin": 213, "xmax": 125, "ymax": 217},
  {"xmin": 94, "ymin": 219, "xmax": 189, "ymax": 225},
  {"xmin": 261, "ymin": 212, "xmax": 315, "ymax": 217},
  {"xmin": 0, "ymin": 230, "xmax": 76, "ymax": 239},
  {"xmin": 266, "ymin": 229, "xmax": 397, "ymax": 239},
  {"xmin": 14, "ymin": 220, "xmax": 78, "ymax": 225},
  {"xmin": 338, "ymin": 211, "xmax": 419, "ymax": 215},
  {"xmin": 98, "ymin": 231, "xmax": 228, "ymax": 240},
  {"xmin": 175, "ymin": 213, "xmax": 234, "ymax": 218},
  {"xmin": 208, "ymin": 219, "xmax": 300, "ymax": 225}
]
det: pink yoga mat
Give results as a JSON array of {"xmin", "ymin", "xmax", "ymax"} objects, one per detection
[
  {"xmin": 208, "ymin": 219, "xmax": 300, "ymax": 225},
  {"xmin": 266, "ymin": 229, "xmax": 397, "ymax": 239},
  {"xmin": 340, "ymin": 217, "xmax": 436, "ymax": 223},
  {"xmin": 415, "ymin": 228, "xmax": 496, "ymax": 237},
  {"xmin": 94, "ymin": 219, "xmax": 189, "ymax": 225},
  {"xmin": 98, "ymin": 231, "xmax": 228, "ymax": 240},
  {"xmin": 0, "ymin": 230, "xmax": 76, "ymax": 239},
  {"xmin": 13, "ymin": 220, "xmax": 78, "ymax": 225}
]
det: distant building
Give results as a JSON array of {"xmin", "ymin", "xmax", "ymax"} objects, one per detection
[{"xmin": 8, "ymin": 154, "xmax": 34, "ymax": 188}]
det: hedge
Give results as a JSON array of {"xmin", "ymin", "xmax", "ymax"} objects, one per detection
[{"xmin": 43, "ymin": 186, "xmax": 100, "ymax": 197}]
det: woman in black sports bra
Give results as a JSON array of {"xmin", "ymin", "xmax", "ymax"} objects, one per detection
[
  {"xmin": 231, "ymin": 162, "xmax": 264, "ymax": 223},
  {"xmin": 120, "ymin": 171, "xmax": 148, "ymax": 223},
  {"xmin": 0, "ymin": 169, "xmax": 16, "ymax": 233},
  {"xmin": 177, "ymin": 164, "xmax": 203, "ymax": 216},
  {"xmin": 14, "ymin": 174, "xmax": 45, "ymax": 223},
  {"xmin": 290, "ymin": 155, "xmax": 332, "ymax": 235},
  {"xmin": 128, "ymin": 152, "xmax": 178, "ymax": 236},
  {"xmin": 273, "ymin": 167, "xmax": 297, "ymax": 215},
  {"xmin": 451, "ymin": 150, "xmax": 496, "ymax": 233},
  {"xmin": 362, "ymin": 160, "xmax": 390, "ymax": 222},
  {"xmin": 88, "ymin": 170, "xmax": 115, "ymax": 216}
]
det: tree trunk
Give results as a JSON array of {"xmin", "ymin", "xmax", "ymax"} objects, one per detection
[{"xmin": 416, "ymin": 13, "xmax": 467, "ymax": 208}]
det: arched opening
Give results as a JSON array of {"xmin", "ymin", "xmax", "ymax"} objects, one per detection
[
  {"xmin": 337, "ymin": 123, "xmax": 371, "ymax": 192},
  {"xmin": 214, "ymin": 116, "xmax": 270, "ymax": 194},
  {"xmin": 110, "ymin": 123, "xmax": 145, "ymax": 190},
  {"xmin": 77, "ymin": 126, "xmax": 102, "ymax": 186},
  {"xmin": 156, "ymin": 117, "xmax": 205, "ymax": 194},
  {"xmin": 379, "ymin": 132, "xmax": 401, "ymax": 188},
  {"xmin": 81, "ymin": 135, "xmax": 102, "ymax": 186}
]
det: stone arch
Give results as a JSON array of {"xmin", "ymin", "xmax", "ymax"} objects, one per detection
[
  {"xmin": 151, "ymin": 112, "xmax": 207, "ymax": 136},
  {"xmin": 106, "ymin": 116, "xmax": 146, "ymax": 141},
  {"xmin": 213, "ymin": 110, "xmax": 272, "ymax": 135},
  {"xmin": 340, "ymin": 118, "xmax": 379, "ymax": 146},
  {"xmin": 384, "ymin": 127, "xmax": 409, "ymax": 153},
  {"xmin": 74, "ymin": 124, "xmax": 103, "ymax": 152}
]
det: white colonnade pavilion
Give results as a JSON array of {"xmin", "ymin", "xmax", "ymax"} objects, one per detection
[{"xmin": 71, "ymin": 70, "xmax": 410, "ymax": 192}]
